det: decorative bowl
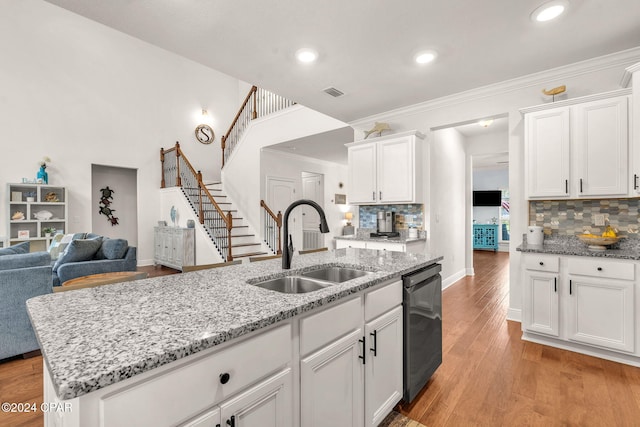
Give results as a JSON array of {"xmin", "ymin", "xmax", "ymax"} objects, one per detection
[{"xmin": 577, "ymin": 235, "xmax": 622, "ymax": 251}]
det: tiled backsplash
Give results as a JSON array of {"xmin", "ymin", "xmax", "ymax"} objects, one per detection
[
  {"xmin": 359, "ymin": 204, "xmax": 424, "ymax": 230},
  {"xmin": 529, "ymin": 198, "xmax": 640, "ymax": 236}
]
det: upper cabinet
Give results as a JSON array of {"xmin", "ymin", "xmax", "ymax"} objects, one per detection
[
  {"xmin": 628, "ymin": 63, "xmax": 640, "ymax": 195},
  {"xmin": 522, "ymin": 89, "xmax": 630, "ymax": 199},
  {"xmin": 346, "ymin": 130, "xmax": 424, "ymax": 205}
]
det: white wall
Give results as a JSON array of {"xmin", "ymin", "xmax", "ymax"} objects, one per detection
[
  {"xmin": 349, "ymin": 47, "xmax": 640, "ymax": 321},
  {"xmin": 261, "ymin": 149, "xmax": 349, "ymax": 251},
  {"xmin": 0, "ymin": 0, "xmax": 241, "ymax": 264},
  {"xmin": 221, "ymin": 105, "xmax": 348, "ymax": 239},
  {"xmin": 431, "ymin": 128, "xmax": 468, "ymax": 286}
]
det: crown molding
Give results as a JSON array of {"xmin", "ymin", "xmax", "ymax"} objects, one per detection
[
  {"xmin": 519, "ymin": 88, "xmax": 631, "ymax": 114},
  {"xmin": 621, "ymin": 61, "xmax": 640, "ymax": 87},
  {"xmin": 349, "ymin": 46, "xmax": 640, "ymax": 127}
]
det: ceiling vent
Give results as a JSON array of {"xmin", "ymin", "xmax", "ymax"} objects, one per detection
[{"xmin": 323, "ymin": 87, "xmax": 344, "ymax": 97}]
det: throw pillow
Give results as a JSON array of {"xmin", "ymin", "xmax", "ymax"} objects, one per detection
[
  {"xmin": 0, "ymin": 241, "xmax": 30, "ymax": 256},
  {"xmin": 95, "ymin": 238, "xmax": 128, "ymax": 260},
  {"xmin": 53, "ymin": 238, "xmax": 102, "ymax": 272}
]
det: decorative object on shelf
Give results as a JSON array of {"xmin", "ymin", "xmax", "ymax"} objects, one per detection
[
  {"xmin": 44, "ymin": 192, "xmax": 59, "ymax": 202},
  {"xmin": 158, "ymin": 220, "xmax": 167, "ymax": 226},
  {"xmin": 542, "ymin": 85, "xmax": 566, "ymax": 102},
  {"xmin": 98, "ymin": 186, "xmax": 119, "ymax": 226},
  {"xmin": 195, "ymin": 123, "xmax": 215, "ymax": 144},
  {"xmin": 363, "ymin": 122, "xmax": 391, "ymax": 139},
  {"xmin": 17, "ymin": 230, "xmax": 29, "ymax": 239},
  {"xmin": 33, "ymin": 210, "xmax": 53, "ymax": 220},
  {"xmin": 170, "ymin": 205, "xmax": 177, "ymax": 226},
  {"xmin": 186, "ymin": 219, "xmax": 195, "ymax": 229},
  {"xmin": 25, "ymin": 191, "xmax": 36, "ymax": 202},
  {"xmin": 42, "ymin": 227, "xmax": 56, "ymax": 238},
  {"xmin": 37, "ymin": 156, "xmax": 51, "ymax": 184},
  {"xmin": 12, "ymin": 211, "xmax": 25, "ymax": 220},
  {"xmin": 11, "ymin": 191, "xmax": 22, "ymax": 202}
]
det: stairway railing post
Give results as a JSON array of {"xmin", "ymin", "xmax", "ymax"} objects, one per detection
[
  {"xmin": 197, "ymin": 170, "xmax": 204, "ymax": 224},
  {"xmin": 221, "ymin": 135, "xmax": 226, "ymax": 169},
  {"xmin": 227, "ymin": 212, "xmax": 233, "ymax": 261},
  {"xmin": 276, "ymin": 211, "xmax": 282, "ymax": 255},
  {"xmin": 251, "ymin": 86, "xmax": 257, "ymax": 120},
  {"xmin": 160, "ymin": 147, "xmax": 166, "ymax": 188},
  {"xmin": 175, "ymin": 141, "xmax": 182, "ymax": 187}
]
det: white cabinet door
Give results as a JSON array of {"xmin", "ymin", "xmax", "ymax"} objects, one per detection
[
  {"xmin": 523, "ymin": 270, "xmax": 560, "ymax": 337},
  {"xmin": 181, "ymin": 407, "xmax": 221, "ymax": 427},
  {"xmin": 301, "ymin": 328, "xmax": 364, "ymax": 427},
  {"xmin": 525, "ymin": 108, "xmax": 571, "ymax": 199},
  {"xmin": 348, "ymin": 143, "xmax": 377, "ymax": 204},
  {"xmin": 219, "ymin": 369, "xmax": 292, "ymax": 427},
  {"xmin": 364, "ymin": 306, "xmax": 403, "ymax": 427},
  {"xmin": 566, "ymin": 276, "xmax": 635, "ymax": 353},
  {"xmin": 573, "ymin": 96, "xmax": 628, "ymax": 197},
  {"xmin": 377, "ymin": 137, "xmax": 414, "ymax": 203}
]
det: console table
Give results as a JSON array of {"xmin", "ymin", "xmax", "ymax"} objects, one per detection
[{"xmin": 473, "ymin": 224, "xmax": 499, "ymax": 251}]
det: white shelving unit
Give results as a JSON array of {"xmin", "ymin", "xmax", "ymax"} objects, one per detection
[{"xmin": 7, "ymin": 183, "xmax": 68, "ymax": 252}]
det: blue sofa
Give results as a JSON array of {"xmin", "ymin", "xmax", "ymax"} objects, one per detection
[{"xmin": 0, "ymin": 251, "xmax": 52, "ymax": 360}]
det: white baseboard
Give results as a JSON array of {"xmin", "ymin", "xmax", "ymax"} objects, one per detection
[
  {"xmin": 506, "ymin": 308, "xmax": 522, "ymax": 322},
  {"xmin": 138, "ymin": 258, "xmax": 154, "ymax": 267},
  {"xmin": 466, "ymin": 267, "xmax": 475, "ymax": 276},
  {"xmin": 442, "ymin": 269, "xmax": 467, "ymax": 290}
]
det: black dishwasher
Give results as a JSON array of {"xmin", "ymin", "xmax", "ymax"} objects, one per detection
[{"xmin": 402, "ymin": 263, "xmax": 442, "ymax": 403}]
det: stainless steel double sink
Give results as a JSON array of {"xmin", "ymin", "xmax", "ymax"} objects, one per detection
[{"xmin": 250, "ymin": 266, "xmax": 372, "ymax": 294}]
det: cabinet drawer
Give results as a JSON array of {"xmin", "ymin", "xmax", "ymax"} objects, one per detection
[
  {"xmin": 567, "ymin": 258, "xmax": 634, "ymax": 281},
  {"xmin": 300, "ymin": 297, "xmax": 361, "ymax": 356},
  {"xmin": 365, "ymin": 280, "xmax": 402, "ymax": 322},
  {"xmin": 524, "ymin": 255, "xmax": 559, "ymax": 273},
  {"xmin": 101, "ymin": 323, "xmax": 291, "ymax": 427},
  {"xmin": 366, "ymin": 241, "xmax": 405, "ymax": 252}
]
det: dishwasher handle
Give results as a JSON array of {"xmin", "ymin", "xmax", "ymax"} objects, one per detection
[{"xmin": 403, "ymin": 264, "xmax": 442, "ymax": 288}]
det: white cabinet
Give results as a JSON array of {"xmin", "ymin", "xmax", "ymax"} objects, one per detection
[
  {"xmin": 566, "ymin": 258, "xmax": 635, "ymax": 353},
  {"xmin": 628, "ymin": 63, "xmax": 640, "ymax": 194},
  {"xmin": 346, "ymin": 130, "xmax": 423, "ymax": 204},
  {"xmin": 154, "ymin": 226, "xmax": 195, "ymax": 270},
  {"xmin": 299, "ymin": 280, "xmax": 403, "ymax": 427},
  {"xmin": 7, "ymin": 183, "xmax": 68, "ymax": 252},
  {"xmin": 301, "ymin": 329, "xmax": 364, "ymax": 427},
  {"xmin": 523, "ymin": 255, "xmax": 560, "ymax": 337},
  {"xmin": 522, "ymin": 254, "xmax": 637, "ymax": 358},
  {"xmin": 335, "ymin": 238, "xmax": 425, "ymax": 254},
  {"xmin": 523, "ymin": 90, "xmax": 630, "ymax": 199}
]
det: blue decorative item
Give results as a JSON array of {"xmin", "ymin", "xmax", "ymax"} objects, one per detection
[
  {"xmin": 170, "ymin": 206, "xmax": 177, "ymax": 226},
  {"xmin": 37, "ymin": 165, "xmax": 48, "ymax": 184}
]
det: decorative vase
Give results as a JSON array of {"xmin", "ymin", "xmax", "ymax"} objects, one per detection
[
  {"xmin": 45, "ymin": 233, "xmax": 51, "ymax": 238},
  {"xmin": 186, "ymin": 219, "xmax": 195, "ymax": 229},
  {"xmin": 37, "ymin": 165, "xmax": 48, "ymax": 184}
]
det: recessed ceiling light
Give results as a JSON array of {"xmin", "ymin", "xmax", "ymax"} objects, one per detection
[
  {"xmin": 414, "ymin": 50, "xmax": 438, "ymax": 65},
  {"xmin": 531, "ymin": 0, "xmax": 568, "ymax": 22},
  {"xmin": 478, "ymin": 119, "xmax": 494, "ymax": 128},
  {"xmin": 295, "ymin": 48, "xmax": 318, "ymax": 63}
]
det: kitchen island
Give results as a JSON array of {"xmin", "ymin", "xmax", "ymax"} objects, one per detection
[{"xmin": 27, "ymin": 247, "xmax": 442, "ymax": 427}]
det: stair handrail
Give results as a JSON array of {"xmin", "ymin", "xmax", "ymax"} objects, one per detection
[
  {"xmin": 161, "ymin": 141, "xmax": 234, "ymax": 261},
  {"xmin": 260, "ymin": 200, "xmax": 282, "ymax": 255},
  {"xmin": 221, "ymin": 86, "xmax": 257, "ymax": 168},
  {"xmin": 221, "ymin": 86, "xmax": 296, "ymax": 169}
]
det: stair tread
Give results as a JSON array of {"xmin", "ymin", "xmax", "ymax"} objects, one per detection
[
  {"xmin": 231, "ymin": 242, "xmax": 262, "ymax": 248},
  {"xmin": 233, "ymin": 251, "xmax": 268, "ymax": 258}
]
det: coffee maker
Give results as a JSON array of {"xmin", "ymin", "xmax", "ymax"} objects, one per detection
[{"xmin": 375, "ymin": 211, "xmax": 399, "ymax": 237}]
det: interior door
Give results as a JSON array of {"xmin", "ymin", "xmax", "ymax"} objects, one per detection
[
  {"xmin": 301, "ymin": 173, "xmax": 324, "ymax": 250},
  {"xmin": 266, "ymin": 177, "xmax": 298, "ymax": 251}
]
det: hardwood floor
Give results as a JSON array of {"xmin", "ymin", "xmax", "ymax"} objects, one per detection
[
  {"xmin": 398, "ymin": 250, "xmax": 640, "ymax": 426},
  {"xmin": 2, "ymin": 253, "xmax": 639, "ymax": 426}
]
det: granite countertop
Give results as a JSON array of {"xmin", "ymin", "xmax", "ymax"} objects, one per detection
[
  {"xmin": 27, "ymin": 248, "xmax": 442, "ymax": 401},
  {"xmin": 516, "ymin": 235, "xmax": 640, "ymax": 260}
]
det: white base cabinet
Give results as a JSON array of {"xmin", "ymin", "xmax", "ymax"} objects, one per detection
[
  {"xmin": 522, "ymin": 254, "xmax": 638, "ymax": 361},
  {"xmin": 336, "ymin": 238, "xmax": 425, "ymax": 254},
  {"xmin": 154, "ymin": 226, "xmax": 195, "ymax": 270}
]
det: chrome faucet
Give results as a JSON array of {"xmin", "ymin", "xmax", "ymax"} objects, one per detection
[{"xmin": 282, "ymin": 199, "xmax": 330, "ymax": 269}]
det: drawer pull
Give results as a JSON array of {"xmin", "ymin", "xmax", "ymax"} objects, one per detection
[
  {"xmin": 554, "ymin": 277, "xmax": 557, "ymax": 293},
  {"xmin": 227, "ymin": 415, "xmax": 235, "ymax": 427},
  {"xmin": 597, "ymin": 267, "xmax": 603, "ymax": 271},
  {"xmin": 219, "ymin": 372, "xmax": 231, "ymax": 384},
  {"xmin": 570, "ymin": 279, "xmax": 573, "ymax": 295},
  {"xmin": 539, "ymin": 261, "xmax": 544, "ymax": 266}
]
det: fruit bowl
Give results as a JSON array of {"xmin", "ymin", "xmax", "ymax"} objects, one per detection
[{"xmin": 577, "ymin": 235, "xmax": 622, "ymax": 251}]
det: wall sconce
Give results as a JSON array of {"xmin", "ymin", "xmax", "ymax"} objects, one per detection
[{"xmin": 344, "ymin": 212, "xmax": 353, "ymax": 226}]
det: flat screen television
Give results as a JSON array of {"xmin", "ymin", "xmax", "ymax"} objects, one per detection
[{"xmin": 473, "ymin": 190, "xmax": 502, "ymax": 207}]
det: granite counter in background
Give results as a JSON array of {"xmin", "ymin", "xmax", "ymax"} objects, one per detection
[{"xmin": 516, "ymin": 234, "xmax": 640, "ymax": 260}]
